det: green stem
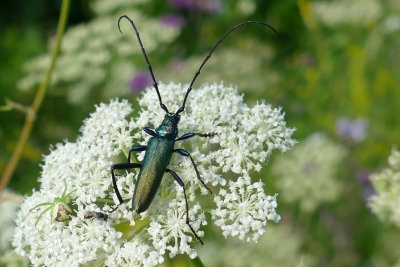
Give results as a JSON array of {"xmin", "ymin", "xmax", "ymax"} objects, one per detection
[
  {"xmin": 125, "ymin": 220, "xmax": 150, "ymax": 241},
  {"xmin": 96, "ymin": 198, "xmax": 116, "ymax": 204},
  {"xmin": 0, "ymin": 0, "xmax": 71, "ymax": 192},
  {"xmin": 188, "ymin": 255, "xmax": 206, "ymax": 267},
  {"xmin": 110, "ymin": 219, "xmax": 131, "ymax": 228}
]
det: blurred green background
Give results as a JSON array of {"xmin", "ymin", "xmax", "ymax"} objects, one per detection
[{"xmin": 1, "ymin": 0, "xmax": 400, "ymax": 266}]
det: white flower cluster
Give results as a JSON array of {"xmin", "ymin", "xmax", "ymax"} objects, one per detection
[
  {"xmin": 13, "ymin": 99, "xmax": 133, "ymax": 266},
  {"xmin": 212, "ymin": 178, "xmax": 280, "ymax": 242},
  {"xmin": 13, "ymin": 83, "xmax": 296, "ymax": 266},
  {"xmin": 311, "ymin": 0, "xmax": 382, "ymax": 28},
  {"xmin": 197, "ymin": 224, "xmax": 313, "ymax": 267},
  {"xmin": 369, "ymin": 147, "xmax": 400, "ymax": 227},
  {"xmin": 17, "ymin": 0, "xmax": 180, "ymax": 104},
  {"xmin": 272, "ymin": 132, "xmax": 347, "ymax": 212},
  {"xmin": 158, "ymin": 41, "xmax": 278, "ymax": 95},
  {"xmin": 0, "ymin": 192, "xmax": 29, "ymax": 266}
]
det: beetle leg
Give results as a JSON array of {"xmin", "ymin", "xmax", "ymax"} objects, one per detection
[
  {"xmin": 127, "ymin": 145, "xmax": 147, "ymax": 163},
  {"xmin": 109, "ymin": 163, "xmax": 141, "ymax": 213},
  {"xmin": 143, "ymin": 127, "xmax": 156, "ymax": 137},
  {"xmin": 175, "ymin": 132, "xmax": 218, "ymax": 141},
  {"xmin": 174, "ymin": 149, "xmax": 212, "ymax": 194},
  {"xmin": 166, "ymin": 168, "xmax": 204, "ymax": 245}
]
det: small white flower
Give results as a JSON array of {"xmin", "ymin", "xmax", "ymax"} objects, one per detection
[
  {"xmin": 197, "ymin": 224, "xmax": 314, "ymax": 267},
  {"xmin": 369, "ymin": 147, "xmax": 400, "ymax": 227},
  {"xmin": 13, "ymin": 83, "xmax": 296, "ymax": 266},
  {"xmin": 105, "ymin": 238, "xmax": 163, "ymax": 267},
  {"xmin": 17, "ymin": 1, "xmax": 180, "ymax": 105},
  {"xmin": 212, "ymin": 177, "xmax": 280, "ymax": 242},
  {"xmin": 272, "ymin": 132, "xmax": 347, "ymax": 212},
  {"xmin": 311, "ymin": 0, "xmax": 382, "ymax": 28}
]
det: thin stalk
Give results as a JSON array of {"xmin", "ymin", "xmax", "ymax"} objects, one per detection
[
  {"xmin": 125, "ymin": 220, "xmax": 150, "ymax": 242},
  {"xmin": 0, "ymin": 0, "xmax": 71, "ymax": 192},
  {"xmin": 96, "ymin": 198, "xmax": 117, "ymax": 204}
]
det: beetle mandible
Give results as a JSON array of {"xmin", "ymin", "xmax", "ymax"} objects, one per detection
[{"xmin": 109, "ymin": 15, "xmax": 279, "ymax": 245}]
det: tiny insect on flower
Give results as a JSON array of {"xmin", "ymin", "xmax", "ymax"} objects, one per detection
[{"xmin": 84, "ymin": 211, "xmax": 109, "ymax": 221}]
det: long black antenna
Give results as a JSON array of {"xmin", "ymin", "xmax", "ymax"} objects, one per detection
[
  {"xmin": 118, "ymin": 15, "xmax": 169, "ymax": 113},
  {"xmin": 175, "ymin": 21, "xmax": 280, "ymax": 115}
]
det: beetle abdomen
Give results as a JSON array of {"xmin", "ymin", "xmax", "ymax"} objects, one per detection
[{"xmin": 132, "ymin": 137, "xmax": 174, "ymax": 213}]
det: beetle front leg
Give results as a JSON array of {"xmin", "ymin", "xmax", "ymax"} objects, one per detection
[
  {"xmin": 175, "ymin": 132, "xmax": 218, "ymax": 141},
  {"xmin": 109, "ymin": 163, "xmax": 141, "ymax": 213},
  {"xmin": 126, "ymin": 127, "xmax": 156, "ymax": 163},
  {"xmin": 174, "ymin": 148, "xmax": 212, "ymax": 194},
  {"xmin": 166, "ymin": 168, "xmax": 204, "ymax": 245},
  {"xmin": 127, "ymin": 145, "xmax": 147, "ymax": 163}
]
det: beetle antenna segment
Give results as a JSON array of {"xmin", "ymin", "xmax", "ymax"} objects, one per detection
[
  {"xmin": 118, "ymin": 15, "xmax": 169, "ymax": 113},
  {"xmin": 175, "ymin": 21, "xmax": 280, "ymax": 115}
]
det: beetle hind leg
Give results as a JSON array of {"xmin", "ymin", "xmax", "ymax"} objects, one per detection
[
  {"xmin": 174, "ymin": 148, "xmax": 212, "ymax": 194},
  {"xmin": 166, "ymin": 168, "xmax": 204, "ymax": 245}
]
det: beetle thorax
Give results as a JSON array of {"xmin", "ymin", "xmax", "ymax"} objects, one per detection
[{"xmin": 155, "ymin": 113, "xmax": 180, "ymax": 139}]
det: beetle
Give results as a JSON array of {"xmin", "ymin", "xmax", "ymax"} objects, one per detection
[{"xmin": 109, "ymin": 15, "xmax": 279, "ymax": 245}]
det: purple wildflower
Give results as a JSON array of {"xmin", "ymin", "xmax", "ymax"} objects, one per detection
[
  {"xmin": 159, "ymin": 14, "xmax": 185, "ymax": 28},
  {"xmin": 335, "ymin": 117, "xmax": 368, "ymax": 143},
  {"xmin": 169, "ymin": 0, "xmax": 196, "ymax": 10},
  {"xmin": 169, "ymin": 0, "xmax": 222, "ymax": 13},
  {"xmin": 129, "ymin": 72, "xmax": 152, "ymax": 92},
  {"xmin": 170, "ymin": 59, "xmax": 186, "ymax": 73},
  {"xmin": 357, "ymin": 170, "xmax": 375, "ymax": 200},
  {"xmin": 298, "ymin": 52, "xmax": 315, "ymax": 67}
]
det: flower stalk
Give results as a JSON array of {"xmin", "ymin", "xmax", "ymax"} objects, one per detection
[{"xmin": 0, "ymin": 0, "xmax": 70, "ymax": 192}]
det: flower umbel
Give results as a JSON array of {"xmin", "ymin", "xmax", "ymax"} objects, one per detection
[
  {"xmin": 335, "ymin": 117, "xmax": 368, "ymax": 143},
  {"xmin": 212, "ymin": 178, "xmax": 280, "ymax": 242},
  {"xmin": 197, "ymin": 224, "xmax": 313, "ymax": 267},
  {"xmin": 13, "ymin": 83, "xmax": 296, "ymax": 266},
  {"xmin": 369, "ymin": 147, "xmax": 400, "ymax": 227},
  {"xmin": 272, "ymin": 132, "xmax": 347, "ymax": 212}
]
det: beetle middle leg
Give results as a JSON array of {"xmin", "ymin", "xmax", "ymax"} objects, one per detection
[
  {"xmin": 110, "ymin": 144, "xmax": 148, "ymax": 212},
  {"xmin": 166, "ymin": 168, "xmax": 204, "ymax": 245},
  {"xmin": 174, "ymin": 148, "xmax": 212, "ymax": 194},
  {"xmin": 109, "ymin": 162, "xmax": 142, "ymax": 212},
  {"xmin": 127, "ymin": 145, "xmax": 147, "ymax": 163}
]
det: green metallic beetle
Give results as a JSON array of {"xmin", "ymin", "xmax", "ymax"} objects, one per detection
[{"xmin": 110, "ymin": 15, "xmax": 279, "ymax": 244}]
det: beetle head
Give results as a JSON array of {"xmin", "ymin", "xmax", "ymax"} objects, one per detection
[{"xmin": 156, "ymin": 113, "xmax": 180, "ymax": 138}]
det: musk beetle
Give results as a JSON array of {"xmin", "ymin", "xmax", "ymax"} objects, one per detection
[{"xmin": 109, "ymin": 15, "xmax": 279, "ymax": 245}]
